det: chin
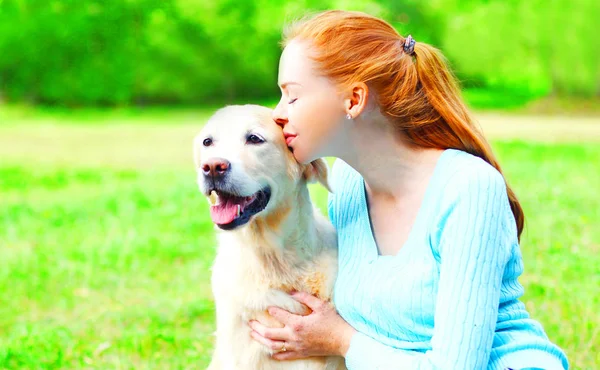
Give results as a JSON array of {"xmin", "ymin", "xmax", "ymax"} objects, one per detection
[{"xmin": 289, "ymin": 147, "xmax": 315, "ymax": 165}]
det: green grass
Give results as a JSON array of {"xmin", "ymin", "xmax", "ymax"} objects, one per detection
[
  {"xmin": 462, "ymin": 88, "xmax": 540, "ymax": 110},
  {"xmin": 461, "ymin": 88, "xmax": 600, "ymax": 115},
  {"xmin": 0, "ymin": 113, "xmax": 598, "ymax": 369}
]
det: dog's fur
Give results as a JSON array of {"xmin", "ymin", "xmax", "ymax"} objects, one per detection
[{"xmin": 193, "ymin": 105, "xmax": 345, "ymax": 370}]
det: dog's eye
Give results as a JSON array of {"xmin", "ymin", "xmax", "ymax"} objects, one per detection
[
  {"xmin": 246, "ymin": 134, "xmax": 265, "ymax": 145},
  {"xmin": 203, "ymin": 138, "xmax": 213, "ymax": 147}
]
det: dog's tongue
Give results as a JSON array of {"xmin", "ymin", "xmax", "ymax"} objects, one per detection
[{"xmin": 210, "ymin": 202, "xmax": 238, "ymax": 225}]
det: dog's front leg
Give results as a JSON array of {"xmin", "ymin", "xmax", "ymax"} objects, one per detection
[{"xmin": 209, "ymin": 298, "xmax": 242, "ymax": 370}]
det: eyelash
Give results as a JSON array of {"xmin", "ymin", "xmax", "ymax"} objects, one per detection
[{"xmin": 288, "ymin": 98, "xmax": 298, "ymax": 104}]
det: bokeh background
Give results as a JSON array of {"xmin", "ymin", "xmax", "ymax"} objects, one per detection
[{"xmin": 1, "ymin": 0, "xmax": 599, "ymax": 369}]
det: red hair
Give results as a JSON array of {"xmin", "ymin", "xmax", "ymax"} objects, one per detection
[{"xmin": 283, "ymin": 10, "xmax": 524, "ymax": 239}]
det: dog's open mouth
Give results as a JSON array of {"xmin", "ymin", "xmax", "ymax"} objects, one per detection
[{"xmin": 207, "ymin": 187, "xmax": 271, "ymax": 230}]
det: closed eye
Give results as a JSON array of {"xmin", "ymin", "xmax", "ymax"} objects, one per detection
[
  {"xmin": 246, "ymin": 133, "xmax": 265, "ymax": 145},
  {"xmin": 288, "ymin": 98, "xmax": 298, "ymax": 104}
]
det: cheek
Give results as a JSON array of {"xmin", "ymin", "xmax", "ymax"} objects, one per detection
[
  {"xmin": 288, "ymin": 92, "xmax": 344, "ymax": 162},
  {"xmin": 295, "ymin": 96, "xmax": 342, "ymax": 135},
  {"xmin": 300, "ymin": 108, "xmax": 343, "ymax": 151},
  {"xmin": 239, "ymin": 147, "xmax": 266, "ymax": 174},
  {"xmin": 242, "ymin": 146, "xmax": 288, "ymax": 175}
]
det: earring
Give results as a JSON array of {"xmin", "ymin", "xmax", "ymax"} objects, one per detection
[{"xmin": 346, "ymin": 113, "xmax": 352, "ymax": 120}]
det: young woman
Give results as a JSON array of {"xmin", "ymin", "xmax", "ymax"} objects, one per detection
[{"xmin": 248, "ymin": 10, "xmax": 568, "ymax": 370}]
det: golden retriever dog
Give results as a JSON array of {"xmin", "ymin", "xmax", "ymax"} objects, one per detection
[{"xmin": 193, "ymin": 105, "xmax": 345, "ymax": 370}]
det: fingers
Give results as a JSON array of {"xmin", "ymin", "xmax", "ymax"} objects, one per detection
[
  {"xmin": 249, "ymin": 320, "xmax": 288, "ymax": 341},
  {"xmin": 249, "ymin": 330, "xmax": 288, "ymax": 353},
  {"xmin": 267, "ymin": 306, "xmax": 297, "ymax": 324},
  {"xmin": 291, "ymin": 291, "xmax": 325, "ymax": 311},
  {"xmin": 272, "ymin": 350, "xmax": 302, "ymax": 361}
]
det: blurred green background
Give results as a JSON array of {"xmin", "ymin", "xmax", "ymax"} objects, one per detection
[
  {"xmin": 1, "ymin": 0, "xmax": 599, "ymax": 369},
  {"xmin": 0, "ymin": 0, "xmax": 599, "ymax": 108}
]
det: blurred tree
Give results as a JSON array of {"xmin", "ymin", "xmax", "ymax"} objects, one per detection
[
  {"xmin": 0, "ymin": 0, "xmax": 597, "ymax": 106},
  {"xmin": 440, "ymin": 0, "xmax": 600, "ymax": 97},
  {"xmin": 0, "ymin": 0, "xmax": 143, "ymax": 105}
]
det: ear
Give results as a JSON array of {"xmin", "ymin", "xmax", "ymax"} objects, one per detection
[
  {"xmin": 303, "ymin": 158, "xmax": 332, "ymax": 193},
  {"xmin": 344, "ymin": 82, "xmax": 369, "ymax": 119}
]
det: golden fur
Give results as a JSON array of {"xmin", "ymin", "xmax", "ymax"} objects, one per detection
[{"xmin": 193, "ymin": 105, "xmax": 345, "ymax": 370}]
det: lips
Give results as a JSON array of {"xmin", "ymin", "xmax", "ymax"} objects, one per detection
[{"xmin": 284, "ymin": 133, "xmax": 297, "ymax": 146}]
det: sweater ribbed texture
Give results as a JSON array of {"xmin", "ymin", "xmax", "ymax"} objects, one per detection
[{"xmin": 328, "ymin": 149, "xmax": 568, "ymax": 370}]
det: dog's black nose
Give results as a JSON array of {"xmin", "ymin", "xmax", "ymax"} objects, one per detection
[{"xmin": 202, "ymin": 158, "xmax": 231, "ymax": 178}]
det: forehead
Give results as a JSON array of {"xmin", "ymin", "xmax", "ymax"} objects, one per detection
[
  {"xmin": 203, "ymin": 106, "xmax": 278, "ymax": 137},
  {"xmin": 278, "ymin": 40, "xmax": 318, "ymax": 84}
]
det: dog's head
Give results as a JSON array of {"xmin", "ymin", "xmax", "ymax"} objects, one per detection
[{"xmin": 193, "ymin": 104, "xmax": 330, "ymax": 231}]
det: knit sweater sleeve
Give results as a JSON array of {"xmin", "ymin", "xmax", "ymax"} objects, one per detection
[
  {"xmin": 327, "ymin": 159, "xmax": 342, "ymax": 226},
  {"xmin": 344, "ymin": 167, "xmax": 513, "ymax": 370}
]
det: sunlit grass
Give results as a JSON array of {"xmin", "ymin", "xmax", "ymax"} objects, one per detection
[{"xmin": 0, "ymin": 111, "xmax": 598, "ymax": 369}]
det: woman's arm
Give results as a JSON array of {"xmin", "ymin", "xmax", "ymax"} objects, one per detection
[
  {"xmin": 251, "ymin": 168, "xmax": 513, "ymax": 369},
  {"xmin": 249, "ymin": 291, "xmax": 356, "ymax": 358},
  {"xmin": 345, "ymin": 169, "xmax": 513, "ymax": 369}
]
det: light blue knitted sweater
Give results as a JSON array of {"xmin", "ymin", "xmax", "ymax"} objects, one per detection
[{"xmin": 328, "ymin": 149, "xmax": 568, "ymax": 370}]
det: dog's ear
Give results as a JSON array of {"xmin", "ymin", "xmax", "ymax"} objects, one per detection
[{"xmin": 303, "ymin": 158, "xmax": 332, "ymax": 192}]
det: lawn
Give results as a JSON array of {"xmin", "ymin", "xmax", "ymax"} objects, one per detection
[{"xmin": 0, "ymin": 108, "xmax": 598, "ymax": 369}]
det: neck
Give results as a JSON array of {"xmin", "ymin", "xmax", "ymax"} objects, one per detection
[
  {"xmin": 335, "ymin": 115, "xmax": 442, "ymax": 198},
  {"xmin": 237, "ymin": 182, "xmax": 318, "ymax": 277},
  {"xmin": 280, "ymin": 184, "xmax": 318, "ymax": 253}
]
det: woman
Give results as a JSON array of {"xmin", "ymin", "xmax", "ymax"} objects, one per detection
[{"xmin": 248, "ymin": 10, "xmax": 568, "ymax": 370}]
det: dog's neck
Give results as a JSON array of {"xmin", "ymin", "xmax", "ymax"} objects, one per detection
[{"xmin": 235, "ymin": 182, "xmax": 320, "ymax": 281}]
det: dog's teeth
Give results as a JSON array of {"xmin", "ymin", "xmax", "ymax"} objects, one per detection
[
  {"xmin": 208, "ymin": 191, "xmax": 218, "ymax": 206},
  {"xmin": 237, "ymin": 204, "xmax": 241, "ymax": 217}
]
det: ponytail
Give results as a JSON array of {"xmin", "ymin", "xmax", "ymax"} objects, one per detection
[
  {"xmin": 411, "ymin": 43, "xmax": 525, "ymax": 239},
  {"xmin": 284, "ymin": 10, "xmax": 525, "ymax": 239}
]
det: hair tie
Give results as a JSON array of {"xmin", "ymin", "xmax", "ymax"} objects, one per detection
[{"xmin": 403, "ymin": 35, "xmax": 416, "ymax": 55}]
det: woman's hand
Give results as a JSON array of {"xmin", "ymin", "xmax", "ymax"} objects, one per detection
[{"xmin": 248, "ymin": 291, "xmax": 357, "ymax": 360}]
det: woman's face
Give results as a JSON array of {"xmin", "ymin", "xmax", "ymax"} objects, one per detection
[{"xmin": 272, "ymin": 40, "xmax": 348, "ymax": 164}]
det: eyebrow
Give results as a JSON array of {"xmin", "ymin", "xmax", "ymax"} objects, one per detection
[{"xmin": 279, "ymin": 82, "xmax": 302, "ymax": 89}]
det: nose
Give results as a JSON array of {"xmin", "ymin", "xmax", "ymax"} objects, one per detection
[
  {"xmin": 272, "ymin": 101, "xmax": 288, "ymax": 129},
  {"xmin": 202, "ymin": 158, "xmax": 231, "ymax": 178}
]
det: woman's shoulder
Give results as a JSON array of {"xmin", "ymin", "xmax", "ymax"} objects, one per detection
[
  {"xmin": 428, "ymin": 149, "xmax": 514, "ymax": 234},
  {"xmin": 330, "ymin": 158, "xmax": 356, "ymax": 179},
  {"xmin": 437, "ymin": 148, "xmax": 507, "ymax": 198},
  {"xmin": 329, "ymin": 150, "xmax": 508, "ymax": 200},
  {"xmin": 327, "ymin": 159, "xmax": 364, "ymax": 225},
  {"xmin": 430, "ymin": 149, "xmax": 518, "ymax": 257},
  {"xmin": 329, "ymin": 158, "xmax": 360, "ymax": 193}
]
